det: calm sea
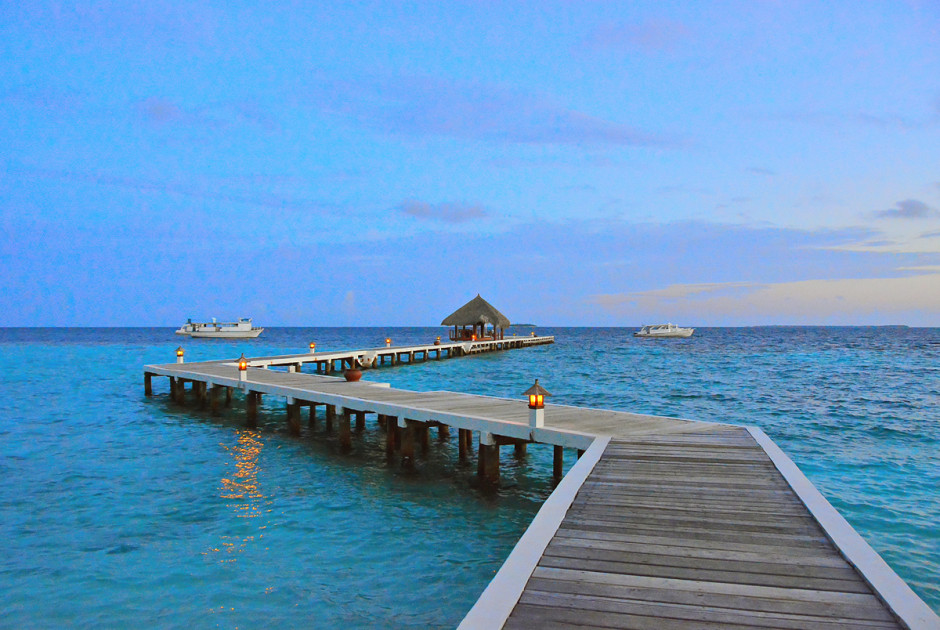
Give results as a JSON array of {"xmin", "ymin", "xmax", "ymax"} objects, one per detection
[{"xmin": 1, "ymin": 326, "xmax": 937, "ymax": 627}]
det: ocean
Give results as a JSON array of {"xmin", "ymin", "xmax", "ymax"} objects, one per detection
[{"xmin": 1, "ymin": 326, "xmax": 937, "ymax": 627}]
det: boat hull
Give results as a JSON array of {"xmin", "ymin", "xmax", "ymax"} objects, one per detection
[
  {"xmin": 189, "ymin": 329, "xmax": 264, "ymax": 339},
  {"xmin": 634, "ymin": 330, "xmax": 694, "ymax": 338}
]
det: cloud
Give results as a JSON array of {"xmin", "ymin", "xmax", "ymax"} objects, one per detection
[
  {"xmin": 584, "ymin": 19, "xmax": 691, "ymax": 53},
  {"xmin": 15, "ymin": 167, "xmax": 332, "ymax": 214},
  {"xmin": 590, "ymin": 274, "xmax": 940, "ymax": 325},
  {"xmin": 138, "ymin": 98, "xmax": 186, "ymax": 125},
  {"xmin": 747, "ymin": 167, "xmax": 776, "ymax": 176},
  {"xmin": 135, "ymin": 97, "xmax": 279, "ymax": 131},
  {"xmin": 919, "ymin": 230, "xmax": 940, "ymax": 239},
  {"xmin": 768, "ymin": 109, "xmax": 938, "ymax": 131},
  {"xmin": 874, "ymin": 199, "xmax": 938, "ymax": 220},
  {"xmin": 399, "ymin": 200, "xmax": 488, "ymax": 223},
  {"xmin": 310, "ymin": 75, "xmax": 678, "ymax": 148}
]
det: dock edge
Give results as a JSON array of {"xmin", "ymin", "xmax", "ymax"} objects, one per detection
[
  {"xmin": 748, "ymin": 426, "xmax": 940, "ymax": 630},
  {"xmin": 458, "ymin": 436, "xmax": 612, "ymax": 629}
]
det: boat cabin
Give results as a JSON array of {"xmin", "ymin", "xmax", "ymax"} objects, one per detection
[{"xmin": 441, "ymin": 294, "xmax": 511, "ymax": 342}]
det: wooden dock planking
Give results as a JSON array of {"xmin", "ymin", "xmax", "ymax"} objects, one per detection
[
  {"xmin": 144, "ymin": 340, "xmax": 939, "ymax": 629},
  {"xmin": 490, "ymin": 430, "xmax": 928, "ymax": 629}
]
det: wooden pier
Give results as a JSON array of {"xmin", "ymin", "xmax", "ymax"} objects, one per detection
[{"xmin": 143, "ymin": 337, "xmax": 939, "ymax": 630}]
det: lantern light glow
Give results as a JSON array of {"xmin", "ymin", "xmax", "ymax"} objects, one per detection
[{"xmin": 523, "ymin": 379, "xmax": 551, "ymax": 409}]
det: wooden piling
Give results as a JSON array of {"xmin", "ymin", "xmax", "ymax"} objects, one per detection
[
  {"xmin": 287, "ymin": 401, "xmax": 301, "ymax": 436},
  {"xmin": 385, "ymin": 415, "xmax": 397, "ymax": 455},
  {"xmin": 246, "ymin": 391, "xmax": 258, "ymax": 428},
  {"xmin": 339, "ymin": 409, "xmax": 351, "ymax": 451},
  {"xmin": 195, "ymin": 381, "xmax": 208, "ymax": 409},
  {"xmin": 400, "ymin": 420, "xmax": 416, "ymax": 468},
  {"xmin": 438, "ymin": 424, "xmax": 450, "ymax": 441},
  {"xmin": 308, "ymin": 403, "xmax": 317, "ymax": 428},
  {"xmin": 355, "ymin": 411, "xmax": 365, "ymax": 432},
  {"xmin": 514, "ymin": 442, "xmax": 527, "ymax": 457},
  {"xmin": 458, "ymin": 428, "xmax": 470, "ymax": 460},
  {"xmin": 478, "ymin": 433, "xmax": 499, "ymax": 485},
  {"xmin": 144, "ymin": 372, "xmax": 153, "ymax": 396},
  {"xmin": 325, "ymin": 404, "xmax": 336, "ymax": 432},
  {"xmin": 209, "ymin": 385, "xmax": 221, "ymax": 415},
  {"xmin": 419, "ymin": 423, "xmax": 430, "ymax": 454},
  {"xmin": 225, "ymin": 386, "xmax": 233, "ymax": 406},
  {"xmin": 174, "ymin": 378, "xmax": 186, "ymax": 404},
  {"xmin": 553, "ymin": 445, "xmax": 563, "ymax": 479}
]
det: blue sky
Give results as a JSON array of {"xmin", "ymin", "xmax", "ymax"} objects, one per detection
[{"xmin": 1, "ymin": 1, "xmax": 938, "ymax": 326}]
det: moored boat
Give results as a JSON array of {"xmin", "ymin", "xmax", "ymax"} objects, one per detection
[
  {"xmin": 634, "ymin": 323, "xmax": 694, "ymax": 338},
  {"xmin": 175, "ymin": 318, "xmax": 263, "ymax": 338}
]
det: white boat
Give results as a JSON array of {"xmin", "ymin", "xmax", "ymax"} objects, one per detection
[
  {"xmin": 634, "ymin": 323, "xmax": 694, "ymax": 338},
  {"xmin": 175, "ymin": 318, "xmax": 263, "ymax": 338}
]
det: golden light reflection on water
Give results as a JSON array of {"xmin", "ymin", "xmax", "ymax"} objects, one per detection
[{"xmin": 204, "ymin": 429, "xmax": 267, "ymax": 564}]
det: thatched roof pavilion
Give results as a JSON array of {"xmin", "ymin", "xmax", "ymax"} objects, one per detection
[{"xmin": 441, "ymin": 294, "xmax": 510, "ymax": 341}]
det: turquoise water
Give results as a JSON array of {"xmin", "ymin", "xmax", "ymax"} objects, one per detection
[{"xmin": 1, "ymin": 326, "xmax": 937, "ymax": 627}]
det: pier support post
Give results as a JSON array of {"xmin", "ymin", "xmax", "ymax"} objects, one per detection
[
  {"xmin": 438, "ymin": 424, "xmax": 450, "ymax": 441},
  {"xmin": 553, "ymin": 446, "xmax": 563, "ymax": 479},
  {"xmin": 287, "ymin": 399, "xmax": 301, "ymax": 436},
  {"xmin": 209, "ymin": 385, "xmax": 221, "ymax": 415},
  {"xmin": 339, "ymin": 408, "xmax": 351, "ymax": 452},
  {"xmin": 175, "ymin": 379, "xmax": 187, "ymax": 405},
  {"xmin": 458, "ymin": 429, "xmax": 470, "ymax": 461},
  {"xmin": 355, "ymin": 411, "xmax": 365, "ymax": 432},
  {"xmin": 309, "ymin": 403, "xmax": 318, "ymax": 428},
  {"xmin": 514, "ymin": 442, "xmax": 527, "ymax": 457},
  {"xmin": 325, "ymin": 405, "xmax": 336, "ymax": 432},
  {"xmin": 385, "ymin": 416, "xmax": 399, "ymax": 455},
  {"xmin": 419, "ymin": 423, "xmax": 430, "ymax": 454},
  {"xmin": 246, "ymin": 392, "xmax": 259, "ymax": 428},
  {"xmin": 169, "ymin": 377, "xmax": 177, "ymax": 401},
  {"xmin": 144, "ymin": 373, "xmax": 153, "ymax": 396},
  {"xmin": 225, "ymin": 387, "xmax": 233, "ymax": 406},
  {"xmin": 577, "ymin": 449, "xmax": 585, "ymax": 459},
  {"xmin": 478, "ymin": 432, "xmax": 499, "ymax": 486},
  {"xmin": 196, "ymin": 381, "xmax": 208, "ymax": 409},
  {"xmin": 400, "ymin": 419, "xmax": 415, "ymax": 468}
]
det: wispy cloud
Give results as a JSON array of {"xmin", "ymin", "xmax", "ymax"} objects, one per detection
[
  {"xmin": 14, "ymin": 167, "xmax": 331, "ymax": 214},
  {"xmin": 747, "ymin": 166, "xmax": 776, "ymax": 176},
  {"xmin": 589, "ymin": 274, "xmax": 940, "ymax": 325},
  {"xmin": 583, "ymin": 19, "xmax": 692, "ymax": 54},
  {"xmin": 768, "ymin": 109, "xmax": 939, "ymax": 131},
  {"xmin": 135, "ymin": 97, "xmax": 279, "ymax": 132},
  {"xmin": 874, "ymin": 199, "xmax": 939, "ymax": 220},
  {"xmin": 399, "ymin": 200, "xmax": 488, "ymax": 223},
  {"xmin": 310, "ymin": 75, "xmax": 678, "ymax": 148}
]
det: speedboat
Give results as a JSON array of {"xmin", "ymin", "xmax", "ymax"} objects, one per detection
[
  {"xmin": 175, "ymin": 318, "xmax": 263, "ymax": 338},
  {"xmin": 634, "ymin": 323, "xmax": 694, "ymax": 338}
]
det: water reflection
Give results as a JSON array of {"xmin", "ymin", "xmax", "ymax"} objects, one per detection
[{"xmin": 207, "ymin": 429, "xmax": 266, "ymax": 563}]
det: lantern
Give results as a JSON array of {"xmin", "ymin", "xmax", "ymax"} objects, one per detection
[
  {"xmin": 385, "ymin": 337, "xmax": 391, "ymax": 347},
  {"xmin": 175, "ymin": 346, "xmax": 184, "ymax": 363},
  {"xmin": 309, "ymin": 342, "xmax": 316, "ymax": 353},
  {"xmin": 237, "ymin": 353, "xmax": 248, "ymax": 382},
  {"xmin": 523, "ymin": 379, "xmax": 551, "ymax": 428}
]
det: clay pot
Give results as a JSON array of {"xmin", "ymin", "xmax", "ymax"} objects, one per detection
[{"xmin": 344, "ymin": 367, "xmax": 362, "ymax": 382}]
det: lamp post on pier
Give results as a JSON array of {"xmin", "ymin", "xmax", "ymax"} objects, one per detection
[{"xmin": 524, "ymin": 379, "xmax": 551, "ymax": 428}]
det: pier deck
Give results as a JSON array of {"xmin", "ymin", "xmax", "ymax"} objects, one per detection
[
  {"xmin": 486, "ymin": 430, "xmax": 918, "ymax": 629},
  {"xmin": 143, "ymin": 340, "xmax": 939, "ymax": 630}
]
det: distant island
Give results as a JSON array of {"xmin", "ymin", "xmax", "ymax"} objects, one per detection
[{"xmin": 510, "ymin": 323, "xmax": 537, "ymax": 327}]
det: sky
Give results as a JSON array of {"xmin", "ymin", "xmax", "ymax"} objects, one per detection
[{"xmin": 1, "ymin": 1, "xmax": 939, "ymax": 327}]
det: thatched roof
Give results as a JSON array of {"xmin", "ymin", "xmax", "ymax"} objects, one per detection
[{"xmin": 441, "ymin": 294, "xmax": 511, "ymax": 328}]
